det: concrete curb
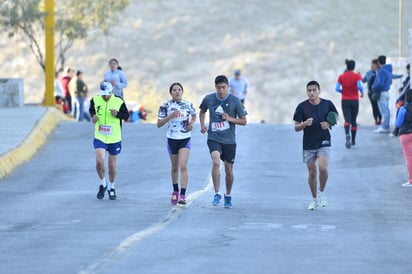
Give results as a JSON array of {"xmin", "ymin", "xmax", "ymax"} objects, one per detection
[{"xmin": 0, "ymin": 107, "xmax": 67, "ymax": 179}]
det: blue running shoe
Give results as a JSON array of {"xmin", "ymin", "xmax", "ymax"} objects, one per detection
[
  {"xmin": 212, "ymin": 193, "xmax": 222, "ymax": 206},
  {"xmin": 224, "ymin": 195, "xmax": 232, "ymax": 208}
]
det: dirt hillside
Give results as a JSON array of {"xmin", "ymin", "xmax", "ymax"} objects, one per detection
[{"xmin": 1, "ymin": 0, "xmax": 412, "ymax": 124}]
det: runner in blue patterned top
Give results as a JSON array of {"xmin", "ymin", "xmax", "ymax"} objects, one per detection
[{"xmin": 157, "ymin": 83, "xmax": 196, "ymax": 205}]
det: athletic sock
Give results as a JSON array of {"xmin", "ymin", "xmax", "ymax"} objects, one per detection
[
  {"xmin": 344, "ymin": 123, "xmax": 350, "ymax": 135},
  {"xmin": 180, "ymin": 188, "xmax": 186, "ymax": 195},
  {"xmin": 99, "ymin": 178, "xmax": 106, "ymax": 187},
  {"xmin": 173, "ymin": 183, "xmax": 179, "ymax": 192},
  {"xmin": 108, "ymin": 182, "xmax": 115, "ymax": 190}
]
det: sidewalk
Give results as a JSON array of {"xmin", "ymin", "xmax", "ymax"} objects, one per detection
[{"xmin": 0, "ymin": 106, "xmax": 67, "ymax": 179}]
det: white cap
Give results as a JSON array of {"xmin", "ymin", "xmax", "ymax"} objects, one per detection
[{"xmin": 99, "ymin": 82, "xmax": 113, "ymax": 96}]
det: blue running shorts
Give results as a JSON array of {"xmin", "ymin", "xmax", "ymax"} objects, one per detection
[{"xmin": 93, "ymin": 138, "xmax": 122, "ymax": 156}]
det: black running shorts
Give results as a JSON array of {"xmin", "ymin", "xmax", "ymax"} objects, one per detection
[
  {"xmin": 167, "ymin": 138, "xmax": 191, "ymax": 155},
  {"xmin": 207, "ymin": 139, "xmax": 236, "ymax": 164}
]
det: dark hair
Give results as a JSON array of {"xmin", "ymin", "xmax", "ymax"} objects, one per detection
[
  {"xmin": 371, "ymin": 59, "xmax": 379, "ymax": 65},
  {"xmin": 76, "ymin": 70, "xmax": 82, "ymax": 77},
  {"xmin": 109, "ymin": 58, "xmax": 119, "ymax": 65},
  {"xmin": 406, "ymin": 89, "xmax": 412, "ymax": 103},
  {"xmin": 169, "ymin": 82, "xmax": 183, "ymax": 94},
  {"xmin": 306, "ymin": 80, "xmax": 320, "ymax": 90},
  {"xmin": 378, "ymin": 55, "xmax": 386, "ymax": 65},
  {"xmin": 407, "ymin": 64, "xmax": 410, "ymax": 70},
  {"xmin": 215, "ymin": 75, "xmax": 228, "ymax": 85},
  {"xmin": 55, "ymin": 69, "xmax": 63, "ymax": 78},
  {"xmin": 346, "ymin": 60, "xmax": 355, "ymax": 71}
]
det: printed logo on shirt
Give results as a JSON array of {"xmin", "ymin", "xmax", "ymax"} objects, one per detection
[{"xmin": 215, "ymin": 105, "xmax": 224, "ymax": 115}]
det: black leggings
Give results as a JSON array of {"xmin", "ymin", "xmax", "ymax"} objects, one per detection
[
  {"xmin": 367, "ymin": 91, "xmax": 381, "ymax": 123},
  {"xmin": 342, "ymin": 100, "xmax": 359, "ymax": 135}
]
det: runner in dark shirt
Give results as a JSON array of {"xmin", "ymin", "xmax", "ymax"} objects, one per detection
[
  {"xmin": 199, "ymin": 75, "xmax": 247, "ymax": 208},
  {"xmin": 293, "ymin": 80, "xmax": 338, "ymax": 210}
]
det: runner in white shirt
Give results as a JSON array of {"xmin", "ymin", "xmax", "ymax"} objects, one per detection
[{"xmin": 157, "ymin": 83, "xmax": 196, "ymax": 205}]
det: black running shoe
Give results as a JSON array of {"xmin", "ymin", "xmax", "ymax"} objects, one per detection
[
  {"xmin": 345, "ymin": 135, "xmax": 351, "ymax": 149},
  {"xmin": 96, "ymin": 185, "xmax": 107, "ymax": 200},
  {"xmin": 108, "ymin": 189, "xmax": 117, "ymax": 200}
]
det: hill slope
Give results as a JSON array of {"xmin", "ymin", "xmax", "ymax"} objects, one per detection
[{"xmin": 1, "ymin": 0, "xmax": 411, "ymax": 124}]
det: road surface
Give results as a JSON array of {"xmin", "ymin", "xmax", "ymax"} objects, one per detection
[{"xmin": 0, "ymin": 122, "xmax": 410, "ymax": 274}]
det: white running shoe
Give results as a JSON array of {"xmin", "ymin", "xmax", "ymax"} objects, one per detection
[
  {"xmin": 374, "ymin": 127, "xmax": 389, "ymax": 133},
  {"xmin": 308, "ymin": 199, "xmax": 318, "ymax": 210},
  {"xmin": 318, "ymin": 192, "xmax": 328, "ymax": 207},
  {"xmin": 402, "ymin": 182, "xmax": 412, "ymax": 187}
]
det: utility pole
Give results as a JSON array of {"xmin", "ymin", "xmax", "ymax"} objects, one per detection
[{"xmin": 44, "ymin": 0, "xmax": 55, "ymax": 107}]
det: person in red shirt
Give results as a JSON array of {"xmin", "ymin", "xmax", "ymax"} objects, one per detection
[
  {"xmin": 60, "ymin": 67, "xmax": 75, "ymax": 114},
  {"xmin": 336, "ymin": 59, "xmax": 364, "ymax": 148}
]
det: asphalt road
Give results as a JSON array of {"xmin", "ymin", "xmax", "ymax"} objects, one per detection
[{"xmin": 0, "ymin": 122, "xmax": 411, "ymax": 274}]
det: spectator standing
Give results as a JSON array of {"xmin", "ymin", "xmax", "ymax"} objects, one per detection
[
  {"xmin": 362, "ymin": 59, "xmax": 381, "ymax": 125},
  {"xmin": 75, "ymin": 71, "xmax": 90, "ymax": 122},
  {"xmin": 54, "ymin": 69, "xmax": 64, "ymax": 98},
  {"xmin": 336, "ymin": 59, "xmax": 364, "ymax": 148},
  {"xmin": 392, "ymin": 64, "xmax": 410, "ymax": 136},
  {"xmin": 104, "ymin": 58, "xmax": 128, "ymax": 98},
  {"xmin": 60, "ymin": 67, "xmax": 74, "ymax": 113},
  {"xmin": 69, "ymin": 71, "xmax": 78, "ymax": 118},
  {"xmin": 229, "ymin": 70, "xmax": 248, "ymax": 104},
  {"xmin": 372, "ymin": 55, "xmax": 393, "ymax": 133},
  {"xmin": 395, "ymin": 89, "xmax": 412, "ymax": 187},
  {"xmin": 54, "ymin": 69, "xmax": 69, "ymax": 113}
]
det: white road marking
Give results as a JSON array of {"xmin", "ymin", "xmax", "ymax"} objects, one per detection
[{"xmin": 78, "ymin": 176, "xmax": 212, "ymax": 274}]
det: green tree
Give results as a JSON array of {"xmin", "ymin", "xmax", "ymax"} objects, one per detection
[{"xmin": 0, "ymin": 0, "xmax": 129, "ymax": 73}]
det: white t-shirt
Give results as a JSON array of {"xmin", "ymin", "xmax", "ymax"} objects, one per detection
[
  {"xmin": 229, "ymin": 77, "xmax": 248, "ymax": 100},
  {"xmin": 158, "ymin": 99, "xmax": 196, "ymax": 139}
]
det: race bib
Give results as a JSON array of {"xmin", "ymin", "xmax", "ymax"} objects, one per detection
[
  {"xmin": 211, "ymin": 121, "xmax": 230, "ymax": 131},
  {"xmin": 98, "ymin": 125, "xmax": 112, "ymax": 136}
]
